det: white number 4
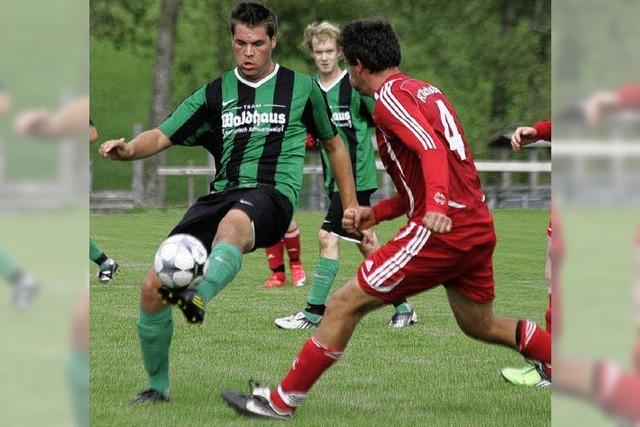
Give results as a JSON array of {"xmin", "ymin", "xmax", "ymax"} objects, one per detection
[{"xmin": 436, "ymin": 100, "xmax": 466, "ymax": 160}]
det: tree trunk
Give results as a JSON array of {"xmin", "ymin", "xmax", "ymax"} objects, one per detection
[
  {"xmin": 490, "ymin": 0, "xmax": 517, "ymax": 125},
  {"xmin": 144, "ymin": 0, "xmax": 181, "ymax": 207}
]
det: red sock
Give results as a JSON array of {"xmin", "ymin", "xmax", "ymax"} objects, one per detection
[
  {"xmin": 545, "ymin": 296, "xmax": 552, "ymax": 335},
  {"xmin": 517, "ymin": 320, "xmax": 551, "ymax": 364},
  {"xmin": 270, "ymin": 336, "xmax": 343, "ymax": 412},
  {"xmin": 265, "ymin": 240, "xmax": 285, "ymax": 271},
  {"xmin": 595, "ymin": 361, "xmax": 640, "ymax": 423},
  {"xmin": 284, "ymin": 227, "xmax": 301, "ymax": 263}
]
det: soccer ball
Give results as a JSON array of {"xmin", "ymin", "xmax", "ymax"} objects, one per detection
[{"xmin": 154, "ymin": 234, "xmax": 209, "ymax": 289}]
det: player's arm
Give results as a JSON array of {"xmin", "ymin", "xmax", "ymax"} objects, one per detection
[
  {"xmin": 372, "ymin": 193, "xmax": 407, "ymax": 223},
  {"xmin": 511, "ymin": 119, "xmax": 551, "ymax": 151},
  {"xmin": 99, "ymin": 129, "xmax": 172, "ymax": 160},
  {"xmin": 307, "ymin": 81, "xmax": 358, "ymax": 210},
  {"xmin": 14, "ymin": 96, "xmax": 89, "ymax": 138},
  {"xmin": 378, "ymin": 88, "xmax": 451, "ymax": 233},
  {"xmin": 100, "ymin": 84, "xmax": 212, "ymax": 161}
]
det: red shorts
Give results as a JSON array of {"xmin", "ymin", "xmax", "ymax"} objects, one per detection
[{"xmin": 357, "ymin": 221, "xmax": 497, "ymax": 304}]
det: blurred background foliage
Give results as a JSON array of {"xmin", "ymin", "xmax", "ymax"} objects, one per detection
[{"xmin": 90, "ymin": 0, "xmax": 550, "ymax": 204}]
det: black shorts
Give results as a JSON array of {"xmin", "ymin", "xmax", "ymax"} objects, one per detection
[
  {"xmin": 321, "ymin": 189, "xmax": 376, "ymax": 243},
  {"xmin": 169, "ymin": 185, "xmax": 293, "ymax": 253}
]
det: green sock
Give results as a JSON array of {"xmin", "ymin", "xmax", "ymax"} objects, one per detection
[
  {"xmin": 137, "ymin": 306, "xmax": 173, "ymax": 393},
  {"xmin": 393, "ymin": 301, "xmax": 412, "ymax": 313},
  {"xmin": 89, "ymin": 238, "xmax": 107, "ymax": 265},
  {"xmin": 195, "ymin": 242, "xmax": 242, "ymax": 304},
  {"xmin": 303, "ymin": 257, "xmax": 339, "ymax": 322},
  {"xmin": 67, "ymin": 349, "xmax": 88, "ymax": 427},
  {"xmin": 0, "ymin": 247, "xmax": 19, "ymax": 280}
]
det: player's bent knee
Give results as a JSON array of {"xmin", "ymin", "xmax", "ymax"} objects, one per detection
[
  {"xmin": 317, "ymin": 229, "xmax": 336, "ymax": 248},
  {"xmin": 141, "ymin": 269, "xmax": 163, "ymax": 309}
]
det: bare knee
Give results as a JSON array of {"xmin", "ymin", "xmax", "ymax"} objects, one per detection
[
  {"xmin": 318, "ymin": 229, "xmax": 339, "ymax": 259},
  {"xmin": 141, "ymin": 269, "xmax": 163, "ymax": 312},
  {"xmin": 213, "ymin": 209, "xmax": 253, "ymax": 252}
]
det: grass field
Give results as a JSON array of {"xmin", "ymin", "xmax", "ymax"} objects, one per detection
[{"xmin": 90, "ymin": 209, "xmax": 550, "ymax": 426}]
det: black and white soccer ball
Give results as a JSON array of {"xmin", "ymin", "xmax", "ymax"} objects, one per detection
[{"xmin": 154, "ymin": 234, "xmax": 209, "ymax": 289}]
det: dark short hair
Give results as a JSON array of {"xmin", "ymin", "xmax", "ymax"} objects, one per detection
[
  {"xmin": 229, "ymin": 1, "xmax": 278, "ymax": 38},
  {"xmin": 340, "ymin": 18, "xmax": 401, "ymax": 72}
]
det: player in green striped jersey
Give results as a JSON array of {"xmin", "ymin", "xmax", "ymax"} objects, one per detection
[
  {"xmin": 99, "ymin": 2, "xmax": 359, "ymax": 405},
  {"xmin": 274, "ymin": 22, "xmax": 417, "ymax": 330}
]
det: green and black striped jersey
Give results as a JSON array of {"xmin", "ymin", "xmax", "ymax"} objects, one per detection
[
  {"xmin": 317, "ymin": 70, "xmax": 377, "ymax": 195},
  {"xmin": 159, "ymin": 64, "xmax": 337, "ymax": 208}
]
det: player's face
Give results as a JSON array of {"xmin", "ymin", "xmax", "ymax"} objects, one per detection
[
  {"xmin": 232, "ymin": 23, "xmax": 277, "ymax": 81},
  {"xmin": 311, "ymin": 38, "xmax": 341, "ymax": 76}
]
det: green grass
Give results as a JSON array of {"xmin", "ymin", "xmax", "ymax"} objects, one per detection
[{"xmin": 90, "ymin": 209, "xmax": 550, "ymax": 426}]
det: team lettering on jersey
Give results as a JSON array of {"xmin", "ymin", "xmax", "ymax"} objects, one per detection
[
  {"xmin": 330, "ymin": 106, "xmax": 352, "ymax": 128},
  {"xmin": 221, "ymin": 103, "xmax": 287, "ymax": 138},
  {"xmin": 416, "ymin": 85, "xmax": 442, "ymax": 103}
]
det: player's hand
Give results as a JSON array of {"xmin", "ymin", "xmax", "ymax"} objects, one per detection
[
  {"xmin": 359, "ymin": 228, "xmax": 379, "ymax": 248},
  {"xmin": 423, "ymin": 211, "xmax": 452, "ymax": 233},
  {"xmin": 13, "ymin": 110, "xmax": 52, "ymax": 136},
  {"xmin": 99, "ymin": 138, "xmax": 130, "ymax": 160},
  {"xmin": 510, "ymin": 127, "xmax": 538, "ymax": 152},
  {"xmin": 343, "ymin": 206, "xmax": 376, "ymax": 234}
]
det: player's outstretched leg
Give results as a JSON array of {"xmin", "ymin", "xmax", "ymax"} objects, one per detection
[
  {"xmin": 223, "ymin": 277, "xmax": 385, "ymax": 419},
  {"xmin": 445, "ymin": 286, "xmax": 551, "ymax": 382},
  {"xmin": 284, "ymin": 221, "xmax": 306, "ymax": 286},
  {"xmin": 502, "ymin": 239, "xmax": 553, "ymax": 386},
  {"xmin": 132, "ymin": 268, "xmax": 172, "ymax": 405},
  {"xmin": 160, "ymin": 209, "xmax": 250, "ymax": 324},
  {"xmin": 90, "ymin": 238, "xmax": 120, "ymax": 284},
  {"xmin": 0, "ymin": 247, "xmax": 40, "ymax": 310},
  {"xmin": 263, "ymin": 240, "xmax": 286, "ymax": 288},
  {"xmin": 275, "ymin": 230, "xmax": 339, "ymax": 329}
]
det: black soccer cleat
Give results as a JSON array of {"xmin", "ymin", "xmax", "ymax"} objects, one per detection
[
  {"xmin": 97, "ymin": 259, "xmax": 120, "ymax": 284},
  {"xmin": 129, "ymin": 389, "xmax": 170, "ymax": 406},
  {"xmin": 220, "ymin": 389, "xmax": 293, "ymax": 421},
  {"xmin": 158, "ymin": 286, "xmax": 205, "ymax": 324}
]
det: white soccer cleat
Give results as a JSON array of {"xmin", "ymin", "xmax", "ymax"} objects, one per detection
[
  {"xmin": 274, "ymin": 311, "xmax": 319, "ymax": 330},
  {"xmin": 388, "ymin": 309, "xmax": 418, "ymax": 328}
]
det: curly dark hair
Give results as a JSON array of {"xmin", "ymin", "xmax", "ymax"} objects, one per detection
[
  {"xmin": 340, "ymin": 18, "xmax": 401, "ymax": 72},
  {"xmin": 229, "ymin": 1, "xmax": 278, "ymax": 38}
]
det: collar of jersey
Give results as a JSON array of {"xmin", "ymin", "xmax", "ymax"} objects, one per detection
[
  {"xmin": 374, "ymin": 72, "xmax": 405, "ymax": 100},
  {"xmin": 234, "ymin": 63, "xmax": 280, "ymax": 88},
  {"xmin": 317, "ymin": 69, "xmax": 348, "ymax": 92}
]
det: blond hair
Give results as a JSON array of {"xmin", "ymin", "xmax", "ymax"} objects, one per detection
[{"xmin": 303, "ymin": 21, "xmax": 341, "ymax": 53}]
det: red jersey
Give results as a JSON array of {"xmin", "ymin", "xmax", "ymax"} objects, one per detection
[
  {"xmin": 534, "ymin": 120, "xmax": 552, "ymax": 141},
  {"xmin": 370, "ymin": 72, "xmax": 493, "ymax": 246}
]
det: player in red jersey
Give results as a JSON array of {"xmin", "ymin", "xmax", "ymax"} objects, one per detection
[
  {"xmin": 501, "ymin": 119, "xmax": 553, "ymax": 387},
  {"xmin": 220, "ymin": 18, "xmax": 551, "ymax": 420}
]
